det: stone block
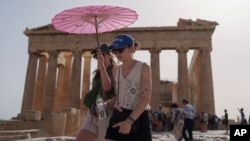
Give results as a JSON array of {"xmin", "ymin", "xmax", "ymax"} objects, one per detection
[
  {"xmin": 61, "ymin": 107, "xmax": 77, "ymax": 114},
  {"xmin": 22, "ymin": 110, "xmax": 41, "ymax": 121},
  {"xmin": 44, "ymin": 113, "xmax": 67, "ymax": 136}
]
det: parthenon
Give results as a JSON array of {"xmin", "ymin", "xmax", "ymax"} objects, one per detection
[{"xmin": 2, "ymin": 18, "xmax": 218, "ymax": 136}]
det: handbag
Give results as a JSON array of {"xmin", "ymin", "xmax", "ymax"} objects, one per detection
[
  {"xmin": 83, "ymin": 80, "xmax": 101, "ymax": 109},
  {"xmin": 109, "ymin": 67, "xmax": 141, "ymax": 133}
]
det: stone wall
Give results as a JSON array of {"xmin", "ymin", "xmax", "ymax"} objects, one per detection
[{"xmin": 2, "ymin": 108, "xmax": 85, "ymax": 137}]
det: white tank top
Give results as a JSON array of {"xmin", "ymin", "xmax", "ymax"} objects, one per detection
[{"xmin": 115, "ymin": 61, "xmax": 150, "ymax": 110}]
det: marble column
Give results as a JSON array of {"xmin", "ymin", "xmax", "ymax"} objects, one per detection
[
  {"xmin": 176, "ymin": 46, "xmax": 189, "ymax": 106},
  {"xmin": 21, "ymin": 52, "xmax": 39, "ymax": 113},
  {"xmin": 81, "ymin": 51, "xmax": 92, "ymax": 109},
  {"xmin": 42, "ymin": 51, "xmax": 58, "ymax": 116},
  {"xmin": 149, "ymin": 48, "xmax": 161, "ymax": 111},
  {"xmin": 189, "ymin": 51, "xmax": 201, "ymax": 113},
  {"xmin": 199, "ymin": 47, "xmax": 215, "ymax": 115},
  {"xmin": 69, "ymin": 50, "xmax": 83, "ymax": 109},
  {"xmin": 32, "ymin": 53, "xmax": 48, "ymax": 111},
  {"xmin": 62, "ymin": 53, "xmax": 73, "ymax": 108},
  {"xmin": 54, "ymin": 52, "xmax": 66, "ymax": 112}
]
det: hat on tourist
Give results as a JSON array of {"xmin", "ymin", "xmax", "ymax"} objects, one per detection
[
  {"xmin": 110, "ymin": 34, "xmax": 134, "ymax": 49},
  {"xmin": 91, "ymin": 43, "xmax": 111, "ymax": 58}
]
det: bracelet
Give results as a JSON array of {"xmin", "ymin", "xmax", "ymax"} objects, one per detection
[{"xmin": 126, "ymin": 116, "xmax": 135, "ymax": 125}]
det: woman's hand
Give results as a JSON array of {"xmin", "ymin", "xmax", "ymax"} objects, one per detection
[
  {"xmin": 96, "ymin": 49, "xmax": 105, "ymax": 70},
  {"xmin": 103, "ymin": 101, "xmax": 109, "ymax": 109},
  {"xmin": 114, "ymin": 104, "xmax": 123, "ymax": 112},
  {"xmin": 112, "ymin": 120, "xmax": 131, "ymax": 134}
]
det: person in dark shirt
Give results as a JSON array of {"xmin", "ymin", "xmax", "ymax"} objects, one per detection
[
  {"xmin": 224, "ymin": 109, "xmax": 229, "ymax": 133},
  {"xmin": 238, "ymin": 108, "xmax": 247, "ymax": 125},
  {"xmin": 75, "ymin": 43, "xmax": 116, "ymax": 141}
]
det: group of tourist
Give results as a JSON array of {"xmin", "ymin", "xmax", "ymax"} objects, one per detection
[
  {"xmin": 193, "ymin": 112, "xmax": 221, "ymax": 132},
  {"xmin": 151, "ymin": 109, "xmax": 222, "ymax": 132},
  {"xmin": 186, "ymin": 107, "xmax": 249, "ymax": 135},
  {"xmin": 149, "ymin": 100, "xmax": 196, "ymax": 141},
  {"xmin": 170, "ymin": 100, "xmax": 196, "ymax": 141},
  {"xmin": 150, "ymin": 104, "xmax": 250, "ymax": 140}
]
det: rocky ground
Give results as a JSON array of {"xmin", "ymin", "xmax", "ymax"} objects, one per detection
[
  {"xmin": 1, "ymin": 130, "xmax": 230, "ymax": 141},
  {"xmin": 152, "ymin": 130, "xmax": 230, "ymax": 141}
]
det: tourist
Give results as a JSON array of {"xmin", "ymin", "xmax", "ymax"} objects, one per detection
[
  {"xmin": 153, "ymin": 106, "xmax": 165, "ymax": 132},
  {"xmin": 214, "ymin": 115, "xmax": 220, "ymax": 130},
  {"xmin": 75, "ymin": 43, "xmax": 117, "ymax": 141},
  {"xmin": 170, "ymin": 103, "xmax": 184, "ymax": 141},
  {"xmin": 182, "ymin": 99, "xmax": 196, "ymax": 141},
  {"xmin": 200, "ymin": 112, "xmax": 208, "ymax": 132},
  {"xmin": 238, "ymin": 108, "xmax": 247, "ymax": 125},
  {"xmin": 248, "ymin": 115, "xmax": 250, "ymax": 125},
  {"xmin": 98, "ymin": 34, "xmax": 152, "ymax": 141},
  {"xmin": 223, "ymin": 109, "xmax": 229, "ymax": 133}
]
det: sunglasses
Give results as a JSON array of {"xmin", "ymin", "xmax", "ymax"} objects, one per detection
[{"xmin": 111, "ymin": 46, "xmax": 130, "ymax": 54}]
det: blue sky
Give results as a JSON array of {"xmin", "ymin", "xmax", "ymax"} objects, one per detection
[{"xmin": 1, "ymin": 0, "xmax": 250, "ymax": 121}]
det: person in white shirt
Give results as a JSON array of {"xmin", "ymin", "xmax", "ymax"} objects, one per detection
[
  {"xmin": 171, "ymin": 103, "xmax": 184, "ymax": 141},
  {"xmin": 182, "ymin": 99, "xmax": 196, "ymax": 141},
  {"xmin": 97, "ymin": 34, "xmax": 152, "ymax": 141}
]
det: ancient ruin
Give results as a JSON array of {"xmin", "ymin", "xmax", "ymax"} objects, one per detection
[{"xmin": 1, "ymin": 18, "xmax": 218, "ymax": 139}]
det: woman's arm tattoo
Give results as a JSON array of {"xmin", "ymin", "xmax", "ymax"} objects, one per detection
[{"xmin": 141, "ymin": 88, "xmax": 148, "ymax": 95}]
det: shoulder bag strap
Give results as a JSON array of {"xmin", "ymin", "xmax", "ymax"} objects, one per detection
[{"xmin": 117, "ymin": 66, "xmax": 120, "ymax": 105}]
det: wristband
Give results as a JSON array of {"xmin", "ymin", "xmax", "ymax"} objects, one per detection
[{"xmin": 126, "ymin": 116, "xmax": 135, "ymax": 124}]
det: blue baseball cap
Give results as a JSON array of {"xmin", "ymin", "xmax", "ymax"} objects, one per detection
[{"xmin": 110, "ymin": 34, "xmax": 134, "ymax": 49}]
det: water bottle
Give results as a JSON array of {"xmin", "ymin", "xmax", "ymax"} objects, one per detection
[{"xmin": 96, "ymin": 94, "xmax": 107, "ymax": 119}]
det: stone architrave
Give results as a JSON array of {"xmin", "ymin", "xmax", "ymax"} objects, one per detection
[
  {"xmin": 149, "ymin": 48, "xmax": 161, "ymax": 111},
  {"xmin": 32, "ymin": 53, "xmax": 48, "ymax": 111},
  {"xmin": 199, "ymin": 47, "xmax": 215, "ymax": 115},
  {"xmin": 42, "ymin": 51, "xmax": 59, "ymax": 116},
  {"xmin": 81, "ymin": 51, "xmax": 92, "ymax": 109},
  {"xmin": 69, "ymin": 50, "xmax": 83, "ymax": 109},
  {"xmin": 21, "ymin": 52, "xmax": 38, "ymax": 113},
  {"xmin": 176, "ymin": 46, "xmax": 189, "ymax": 106}
]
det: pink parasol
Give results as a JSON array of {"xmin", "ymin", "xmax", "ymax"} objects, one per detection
[{"xmin": 51, "ymin": 5, "xmax": 138, "ymax": 47}]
